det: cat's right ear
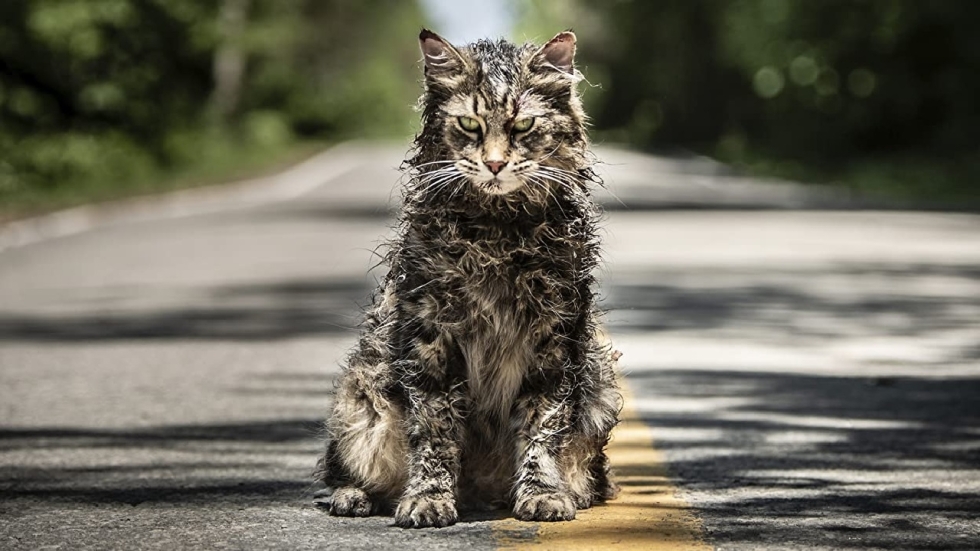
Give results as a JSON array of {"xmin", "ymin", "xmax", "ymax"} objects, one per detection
[{"xmin": 419, "ymin": 29, "xmax": 465, "ymax": 81}]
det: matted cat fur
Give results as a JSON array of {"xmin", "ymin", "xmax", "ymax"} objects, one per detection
[{"xmin": 316, "ymin": 29, "xmax": 621, "ymax": 529}]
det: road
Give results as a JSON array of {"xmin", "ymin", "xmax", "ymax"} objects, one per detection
[{"xmin": 1, "ymin": 142, "xmax": 979, "ymax": 550}]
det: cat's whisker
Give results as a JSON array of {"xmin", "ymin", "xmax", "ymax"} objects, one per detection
[
  {"xmin": 448, "ymin": 176, "xmax": 468, "ymax": 200},
  {"xmin": 417, "ymin": 165, "xmax": 458, "ymax": 177},
  {"xmin": 536, "ymin": 171, "xmax": 588, "ymax": 197},
  {"xmin": 414, "ymin": 160, "xmax": 457, "ymax": 169},
  {"xmin": 541, "ymin": 166, "xmax": 626, "ymax": 208},
  {"xmin": 418, "ymin": 170, "xmax": 466, "ymax": 197},
  {"xmin": 531, "ymin": 171, "xmax": 572, "ymax": 190},
  {"xmin": 419, "ymin": 176, "xmax": 461, "ymax": 197},
  {"xmin": 416, "ymin": 174, "xmax": 455, "ymax": 188},
  {"xmin": 538, "ymin": 166, "xmax": 583, "ymax": 180},
  {"xmin": 416, "ymin": 167, "xmax": 462, "ymax": 192},
  {"xmin": 537, "ymin": 140, "xmax": 566, "ymax": 162},
  {"xmin": 417, "ymin": 167, "xmax": 456, "ymax": 182},
  {"xmin": 413, "ymin": 168, "xmax": 458, "ymax": 185},
  {"xmin": 524, "ymin": 175, "xmax": 567, "ymax": 216}
]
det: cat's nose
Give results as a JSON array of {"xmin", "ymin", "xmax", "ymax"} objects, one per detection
[{"xmin": 484, "ymin": 160, "xmax": 507, "ymax": 174}]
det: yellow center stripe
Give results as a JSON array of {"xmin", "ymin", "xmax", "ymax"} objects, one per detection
[{"xmin": 492, "ymin": 381, "xmax": 710, "ymax": 550}]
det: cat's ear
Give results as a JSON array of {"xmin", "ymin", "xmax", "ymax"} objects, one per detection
[
  {"xmin": 534, "ymin": 31, "xmax": 577, "ymax": 75},
  {"xmin": 419, "ymin": 29, "xmax": 465, "ymax": 80}
]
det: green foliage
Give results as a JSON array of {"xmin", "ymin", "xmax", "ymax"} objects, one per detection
[
  {"xmin": 0, "ymin": 0, "xmax": 426, "ymax": 217},
  {"xmin": 717, "ymin": 1, "xmax": 980, "ymax": 162},
  {"xmin": 540, "ymin": 0, "xmax": 980, "ymax": 206}
]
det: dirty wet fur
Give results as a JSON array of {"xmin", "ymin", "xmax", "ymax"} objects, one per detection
[{"xmin": 316, "ymin": 29, "xmax": 621, "ymax": 528}]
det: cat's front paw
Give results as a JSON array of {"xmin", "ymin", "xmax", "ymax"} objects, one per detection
[
  {"xmin": 394, "ymin": 493, "xmax": 458, "ymax": 528},
  {"xmin": 327, "ymin": 486, "xmax": 373, "ymax": 517},
  {"xmin": 514, "ymin": 491, "xmax": 576, "ymax": 522}
]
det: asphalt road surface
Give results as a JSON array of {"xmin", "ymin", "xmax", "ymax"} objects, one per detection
[{"xmin": 1, "ymin": 143, "xmax": 978, "ymax": 550}]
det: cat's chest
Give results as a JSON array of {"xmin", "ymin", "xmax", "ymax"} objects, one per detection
[
  {"xmin": 405, "ymin": 220, "xmax": 579, "ymax": 334},
  {"xmin": 410, "ymin": 226, "xmax": 578, "ymax": 415},
  {"xmin": 449, "ymin": 250, "xmax": 561, "ymax": 324},
  {"xmin": 434, "ymin": 224, "xmax": 572, "ymax": 288},
  {"xmin": 456, "ymin": 280, "xmax": 532, "ymax": 417}
]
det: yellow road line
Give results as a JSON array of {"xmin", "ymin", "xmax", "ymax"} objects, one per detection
[{"xmin": 492, "ymin": 381, "xmax": 710, "ymax": 550}]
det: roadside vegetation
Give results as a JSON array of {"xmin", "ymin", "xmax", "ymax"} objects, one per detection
[
  {"xmin": 520, "ymin": 0, "xmax": 980, "ymax": 209},
  {"xmin": 2, "ymin": 1, "xmax": 976, "ymax": 219},
  {"xmin": 0, "ymin": 0, "xmax": 425, "ymax": 220}
]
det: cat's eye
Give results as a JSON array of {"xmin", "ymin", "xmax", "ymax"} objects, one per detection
[
  {"xmin": 512, "ymin": 118, "xmax": 534, "ymax": 133},
  {"xmin": 458, "ymin": 116, "xmax": 481, "ymax": 133}
]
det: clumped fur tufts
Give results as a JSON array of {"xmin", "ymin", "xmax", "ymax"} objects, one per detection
[{"xmin": 317, "ymin": 29, "xmax": 621, "ymax": 528}]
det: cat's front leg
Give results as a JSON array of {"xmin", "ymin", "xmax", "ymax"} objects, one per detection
[
  {"xmin": 392, "ymin": 329, "xmax": 466, "ymax": 528},
  {"xmin": 512, "ymin": 374, "xmax": 577, "ymax": 522},
  {"xmin": 394, "ymin": 380, "xmax": 465, "ymax": 527}
]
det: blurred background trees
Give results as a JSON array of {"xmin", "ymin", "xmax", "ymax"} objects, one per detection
[
  {"xmin": 1, "ymin": 0, "xmax": 977, "ymax": 217},
  {"xmin": 0, "ymin": 0, "xmax": 424, "ymax": 215},
  {"xmin": 525, "ymin": 0, "xmax": 980, "ymax": 205}
]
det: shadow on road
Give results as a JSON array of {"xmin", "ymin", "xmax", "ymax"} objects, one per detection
[
  {"xmin": 626, "ymin": 369, "xmax": 980, "ymax": 549},
  {"xmin": 0, "ymin": 418, "xmax": 323, "ymax": 505},
  {"xmin": 2, "ymin": 243, "xmax": 978, "ymax": 547},
  {"xmin": 602, "ymin": 259, "xmax": 980, "ymax": 548},
  {"xmin": 0, "ymin": 366, "xmax": 337, "ymax": 507},
  {"xmin": 0, "ymin": 278, "xmax": 374, "ymax": 341},
  {"xmin": 2, "ymin": 261, "xmax": 978, "ymax": 347},
  {"xmin": 604, "ymin": 262, "xmax": 980, "ymax": 341}
]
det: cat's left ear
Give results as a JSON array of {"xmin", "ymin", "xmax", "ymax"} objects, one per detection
[{"xmin": 533, "ymin": 31, "xmax": 576, "ymax": 75}]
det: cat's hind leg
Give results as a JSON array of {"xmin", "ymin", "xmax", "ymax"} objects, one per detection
[
  {"xmin": 556, "ymin": 338, "xmax": 623, "ymax": 510},
  {"xmin": 560, "ymin": 436, "xmax": 618, "ymax": 509},
  {"xmin": 327, "ymin": 486, "xmax": 374, "ymax": 517},
  {"xmin": 320, "ymin": 362, "xmax": 408, "ymax": 517},
  {"xmin": 560, "ymin": 437, "xmax": 602, "ymax": 509}
]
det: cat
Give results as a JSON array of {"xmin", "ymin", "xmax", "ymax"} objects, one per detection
[{"xmin": 316, "ymin": 29, "xmax": 621, "ymax": 529}]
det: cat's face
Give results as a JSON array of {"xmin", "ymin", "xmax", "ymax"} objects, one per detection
[{"xmin": 416, "ymin": 31, "xmax": 586, "ymax": 197}]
